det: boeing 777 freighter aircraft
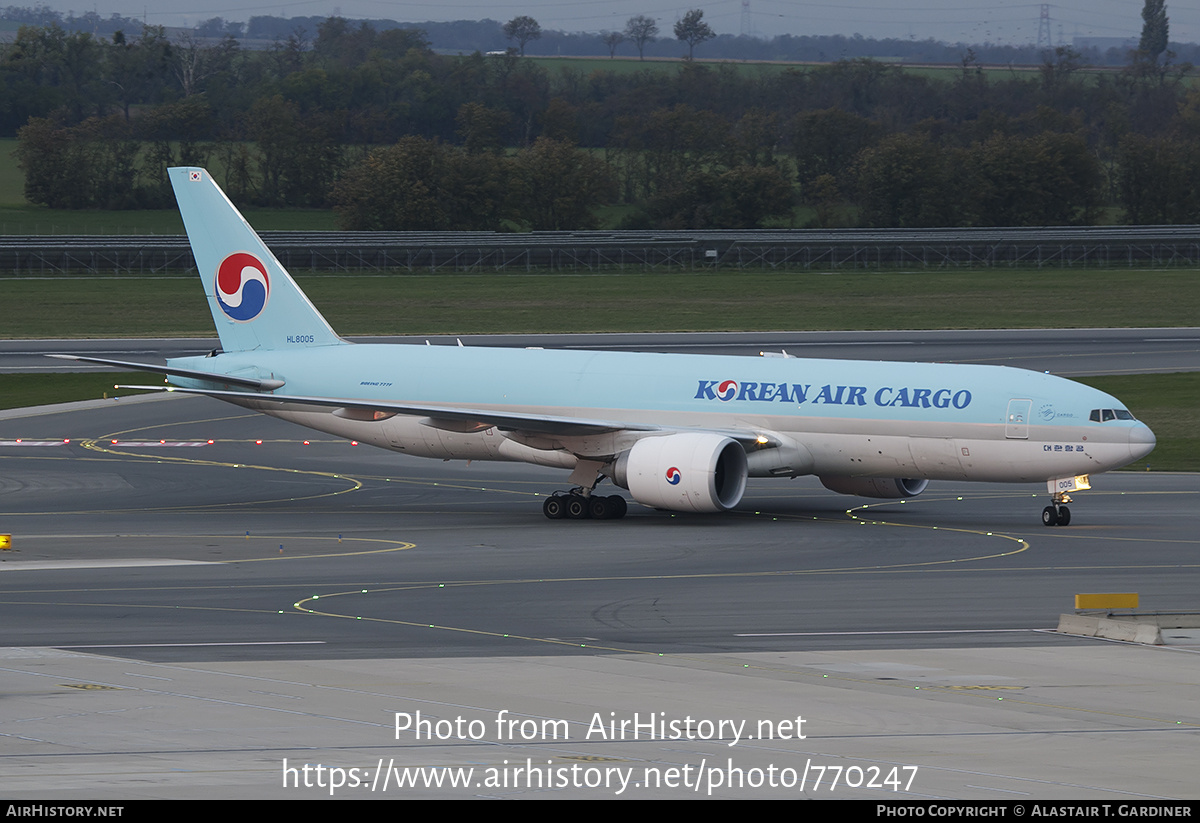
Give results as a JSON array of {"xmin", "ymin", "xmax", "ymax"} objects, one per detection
[{"xmin": 55, "ymin": 168, "xmax": 1156, "ymax": 525}]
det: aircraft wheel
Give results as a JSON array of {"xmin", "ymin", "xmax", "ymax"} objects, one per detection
[
  {"xmin": 1057, "ymin": 506, "xmax": 1070, "ymax": 526},
  {"xmin": 543, "ymin": 495, "xmax": 567, "ymax": 520},
  {"xmin": 605, "ymin": 495, "xmax": 627, "ymax": 519},
  {"xmin": 1042, "ymin": 505, "xmax": 1058, "ymax": 527},
  {"xmin": 567, "ymin": 494, "xmax": 590, "ymax": 519},
  {"xmin": 587, "ymin": 495, "xmax": 611, "ymax": 519}
]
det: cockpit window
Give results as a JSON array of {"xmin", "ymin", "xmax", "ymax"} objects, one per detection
[{"xmin": 1090, "ymin": 408, "xmax": 1137, "ymax": 422}]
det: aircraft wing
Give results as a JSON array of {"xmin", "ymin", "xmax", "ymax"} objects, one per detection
[
  {"xmin": 115, "ymin": 383, "xmax": 665, "ymax": 438},
  {"xmin": 115, "ymin": 383, "xmax": 778, "ymax": 447},
  {"xmin": 62, "ymin": 352, "xmax": 774, "ymax": 444}
]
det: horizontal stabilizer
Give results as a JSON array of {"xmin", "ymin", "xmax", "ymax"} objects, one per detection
[{"xmin": 49, "ymin": 354, "xmax": 285, "ymax": 390}]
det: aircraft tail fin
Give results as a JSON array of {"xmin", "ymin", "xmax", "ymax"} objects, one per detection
[{"xmin": 168, "ymin": 167, "xmax": 344, "ymax": 353}]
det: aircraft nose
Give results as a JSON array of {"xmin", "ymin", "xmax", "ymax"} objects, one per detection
[{"xmin": 1129, "ymin": 423, "xmax": 1156, "ymax": 462}]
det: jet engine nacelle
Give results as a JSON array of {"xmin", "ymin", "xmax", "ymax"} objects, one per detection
[
  {"xmin": 613, "ymin": 432, "xmax": 748, "ymax": 513},
  {"xmin": 819, "ymin": 476, "xmax": 929, "ymax": 499}
]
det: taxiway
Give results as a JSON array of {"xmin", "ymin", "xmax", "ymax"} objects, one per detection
[{"xmin": 0, "ymin": 333, "xmax": 1197, "ymax": 799}]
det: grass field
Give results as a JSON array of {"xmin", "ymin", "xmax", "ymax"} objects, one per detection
[
  {"xmin": 0, "ymin": 205, "xmax": 343, "ymax": 234},
  {"xmin": 528, "ymin": 55, "xmax": 814, "ymax": 77},
  {"xmin": 528, "ymin": 55, "xmax": 1197, "ymax": 85},
  {"xmin": 1076, "ymin": 373, "xmax": 1200, "ymax": 472},
  {"xmin": 0, "ymin": 372, "xmax": 135, "ymax": 410},
  {"xmin": 3, "ymin": 268, "xmax": 1197, "ymax": 338}
]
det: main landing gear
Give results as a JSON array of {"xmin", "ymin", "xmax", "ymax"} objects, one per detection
[
  {"xmin": 1042, "ymin": 493, "xmax": 1072, "ymax": 527},
  {"xmin": 543, "ymin": 461, "xmax": 628, "ymax": 520},
  {"xmin": 542, "ymin": 491, "xmax": 628, "ymax": 520}
]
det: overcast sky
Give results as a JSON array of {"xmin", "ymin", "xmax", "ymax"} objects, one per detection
[{"xmin": 54, "ymin": 1, "xmax": 1200, "ymax": 46}]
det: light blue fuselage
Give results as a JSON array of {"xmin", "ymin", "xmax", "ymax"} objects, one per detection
[{"xmin": 170, "ymin": 342, "xmax": 1155, "ymax": 483}]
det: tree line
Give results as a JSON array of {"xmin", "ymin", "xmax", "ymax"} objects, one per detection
[
  {"xmin": 8, "ymin": 4, "xmax": 1198, "ymax": 67},
  {"xmin": 5, "ymin": 14, "xmax": 1200, "ymax": 229}
]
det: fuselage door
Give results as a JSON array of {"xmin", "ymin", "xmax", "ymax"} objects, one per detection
[{"xmin": 1006, "ymin": 398, "xmax": 1032, "ymax": 439}]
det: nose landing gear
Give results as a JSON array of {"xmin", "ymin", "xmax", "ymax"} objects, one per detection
[
  {"xmin": 1043, "ymin": 475, "xmax": 1088, "ymax": 527},
  {"xmin": 1042, "ymin": 493, "xmax": 1072, "ymax": 527}
]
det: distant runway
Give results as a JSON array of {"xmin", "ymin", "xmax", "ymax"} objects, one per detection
[{"xmin": 0, "ymin": 335, "xmax": 1197, "ymax": 799}]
